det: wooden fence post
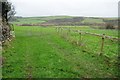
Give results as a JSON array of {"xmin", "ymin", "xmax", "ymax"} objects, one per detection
[
  {"xmin": 60, "ymin": 27, "xmax": 62, "ymax": 32},
  {"xmin": 79, "ymin": 30, "xmax": 82, "ymax": 46},
  {"xmin": 100, "ymin": 34, "xmax": 105, "ymax": 56},
  {"xmin": 57, "ymin": 27, "xmax": 59, "ymax": 33},
  {"xmin": 56, "ymin": 27, "xmax": 58, "ymax": 32},
  {"xmin": 76, "ymin": 30, "xmax": 79, "ymax": 45},
  {"xmin": 67, "ymin": 27, "xmax": 70, "ymax": 36},
  {"xmin": 68, "ymin": 27, "xmax": 70, "ymax": 33},
  {"xmin": 67, "ymin": 27, "xmax": 71, "ymax": 41},
  {"xmin": 66, "ymin": 27, "xmax": 69, "ymax": 36},
  {"xmin": 58, "ymin": 27, "xmax": 60, "ymax": 33},
  {"xmin": 59, "ymin": 27, "xmax": 60, "ymax": 32}
]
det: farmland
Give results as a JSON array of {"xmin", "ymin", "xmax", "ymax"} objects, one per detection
[
  {"xmin": 12, "ymin": 16, "xmax": 74, "ymax": 25},
  {"xmin": 0, "ymin": 0, "xmax": 119, "ymax": 79},
  {"xmin": 12, "ymin": 16, "xmax": 118, "ymax": 27},
  {"xmin": 2, "ymin": 25, "xmax": 118, "ymax": 78}
]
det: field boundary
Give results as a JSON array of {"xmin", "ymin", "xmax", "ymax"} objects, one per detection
[{"xmin": 56, "ymin": 26, "xmax": 119, "ymax": 56}]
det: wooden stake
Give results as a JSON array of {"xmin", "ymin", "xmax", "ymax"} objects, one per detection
[
  {"xmin": 56, "ymin": 27, "xmax": 58, "ymax": 32},
  {"xmin": 60, "ymin": 27, "xmax": 62, "ymax": 33},
  {"xmin": 68, "ymin": 27, "xmax": 70, "ymax": 33},
  {"xmin": 100, "ymin": 34, "xmax": 105, "ymax": 56},
  {"xmin": 79, "ymin": 30, "xmax": 82, "ymax": 46},
  {"xmin": 76, "ymin": 30, "xmax": 79, "ymax": 45}
]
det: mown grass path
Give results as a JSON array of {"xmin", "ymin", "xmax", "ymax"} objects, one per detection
[{"xmin": 2, "ymin": 26, "xmax": 117, "ymax": 78}]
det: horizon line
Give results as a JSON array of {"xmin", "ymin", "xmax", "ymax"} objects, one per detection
[{"xmin": 15, "ymin": 15, "xmax": 118, "ymax": 18}]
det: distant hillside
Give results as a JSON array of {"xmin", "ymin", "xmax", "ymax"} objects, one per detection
[
  {"xmin": 11, "ymin": 16, "xmax": 118, "ymax": 28},
  {"xmin": 43, "ymin": 17, "xmax": 84, "ymax": 25},
  {"xmin": 11, "ymin": 16, "xmax": 73, "ymax": 24}
]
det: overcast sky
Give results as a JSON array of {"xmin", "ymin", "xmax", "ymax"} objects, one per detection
[{"xmin": 9, "ymin": 0, "xmax": 119, "ymax": 17}]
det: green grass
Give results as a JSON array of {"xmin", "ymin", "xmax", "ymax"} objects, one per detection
[
  {"xmin": 12, "ymin": 18, "xmax": 46, "ymax": 25},
  {"xmin": 37, "ymin": 16, "xmax": 74, "ymax": 20},
  {"xmin": 12, "ymin": 16, "xmax": 74, "ymax": 25},
  {"xmin": 2, "ymin": 26, "xmax": 118, "ymax": 78},
  {"xmin": 59, "ymin": 26, "xmax": 118, "ymax": 59},
  {"xmin": 82, "ymin": 18, "xmax": 104, "ymax": 24},
  {"xmin": 61, "ymin": 26, "xmax": 118, "ymax": 37},
  {"xmin": 12, "ymin": 16, "xmax": 117, "ymax": 25}
]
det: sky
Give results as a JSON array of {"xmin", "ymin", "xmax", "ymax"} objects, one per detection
[{"xmin": 9, "ymin": 0, "xmax": 119, "ymax": 17}]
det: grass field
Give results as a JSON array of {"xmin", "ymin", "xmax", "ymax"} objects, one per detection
[
  {"xmin": 61, "ymin": 26, "xmax": 118, "ymax": 37},
  {"xmin": 59, "ymin": 26, "xmax": 118, "ymax": 59},
  {"xmin": 12, "ymin": 16, "xmax": 74, "ymax": 25},
  {"xmin": 12, "ymin": 16, "xmax": 117, "ymax": 25},
  {"xmin": 2, "ymin": 26, "xmax": 118, "ymax": 78},
  {"xmin": 12, "ymin": 18, "xmax": 46, "ymax": 25},
  {"xmin": 82, "ymin": 18, "xmax": 104, "ymax": 24}
]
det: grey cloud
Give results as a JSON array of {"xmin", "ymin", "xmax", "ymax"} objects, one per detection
[{"xmin": 10, "ymin": 0, "xmax": 119, "ymax": 17}]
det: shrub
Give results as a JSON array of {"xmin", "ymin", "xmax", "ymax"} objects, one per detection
[{"xmin": 105, "ymin": 23, "xmax": 115, "ymax": 29}]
